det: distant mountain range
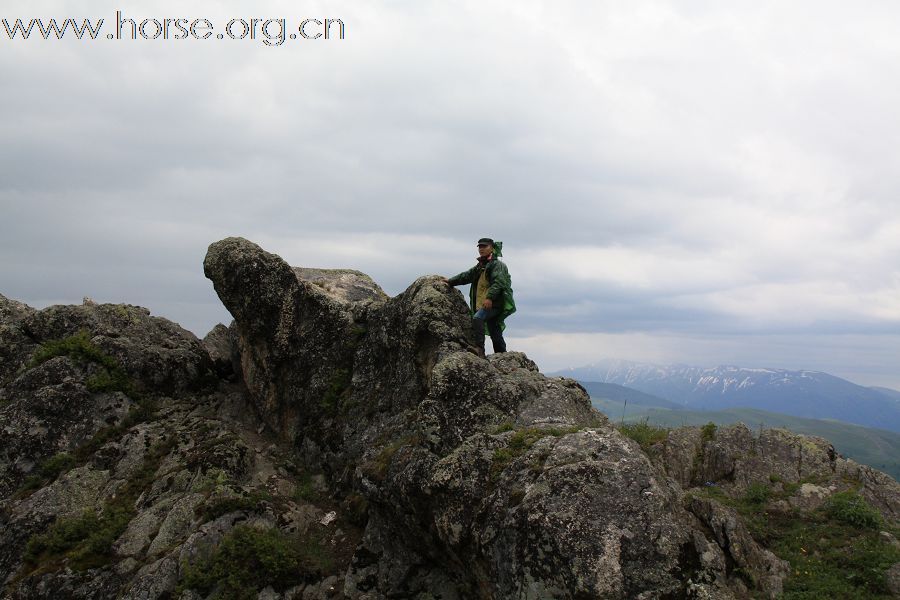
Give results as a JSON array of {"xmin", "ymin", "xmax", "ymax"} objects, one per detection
[
  {"xmin": 552, "ymin": 359, "xmax": 900, "ymax": 433},
  {"xmin": 576, "ymin": 381, "xmax": 683, "ymax": 411}
]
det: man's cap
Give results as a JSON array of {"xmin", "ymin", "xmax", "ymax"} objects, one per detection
[{"xmin": 477, "ymin": 238, "xmax": 494, "ymax": 246}]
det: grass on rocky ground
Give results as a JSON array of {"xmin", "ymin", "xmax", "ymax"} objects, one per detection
[
  {"xmin": 178, "ymin": 524, "xmax": 334, "ymax": 599},
  {"xmin": 695, "ymin": 482, "xmax": 900, "ymax": 598},
  {"xmin": 196, "ymin": 490, "xmax": 273, "ymax": 523},
  {"xmin": 293, "ymin": 472, "xmax": 320, "ymax": 503},
  {"xmin": 17, "ymin": 329, "xmax": 160, "ymax": 494},
  {"xmin": 21, "ymin": 437, "xmax": 176, "ymax": 573},
  {"xmin": 616, "ymin": 418, "xmax": 669, "ymax": 451},
  {"xmin": 363, "ymin": 434, "xmax": 424, "ymax": 482},
  {"xmin": 14, "ymin": 453, "xmax": 78, "ymax": 497}
]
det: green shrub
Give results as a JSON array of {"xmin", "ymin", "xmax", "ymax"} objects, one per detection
[
  {"xmin": 320, "ymin": 368, "xmax": 351, "ymax": 414},
  {"xmin": 24, "ymin": 505, "xmax": 132, "ymax": 570},
  {"xmin": 770, "ymin": 510, "xmax": 900, "ymax": 598},
  {"xmin": 618, "ymin": 419, "xmax": 669, "ymax": 451},
  {"xmin": 824, "ymin": 491, "xmax": 882, "ymax": 529},
  {"xmin": 38, "ymin": 453, "xmax": 76, "ymax": 480},
  {"xmin": 743, "ymin": 482, "xmax": 772, "ymax": 506},
  {"xmin": 493, "ymin": 421, "xmax": 514, "ymax": 434},
  {"xmin": 28, "ymin": 329, "xmax": 137, "ymax": 397},
  {"xmin": 14, "ymin": 454, "xmax": 78, "ymax": 498},
  {"xmin": 29, "ymin": 330, "xmax": 110, "ymax": 368},
  {"xmin": 783, "ymin": 481, "xmax": 801, "ymax": 495},
  {"xmin": 491, "ymin": 447, "xmax": 515, "ymax": 472},
  {"xmin": 700, "ymin": 422, "xmax": 717, "ymax": 442},
  {"xmin": 342, "ymin": 492, "xmax": 368, "ymax": 527},
  {"xmin": 85, "ymin": 368, "xmax": 133, "ymax": 395},
  {"xmin": 179, "ymin": 525, "xmax": 327, "ymax": 598},
  {"xmin": 198, "ymin": 491, "xmax": 271, "ymax": 523},
  {"xmin": 508, "ymin": 428, "xmax": 546, "ymax": 452},
  {"xmin": 293, "ymin": 473, "xmax": 318, "ymax": 502},
  {"xmin": 17, "ymin": 475, "xmax": 45, "ymax": 496},
  {"xmin": 24, "ymin": 510, "xmax": 100, "ymax": 563},
  {"xmin": 696, "ymin": 483, "xmax": 728, "ymax": 500}
]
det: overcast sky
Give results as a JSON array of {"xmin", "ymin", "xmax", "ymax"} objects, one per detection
[{"xmin": 2, "ymin": 0, "xmax": 899, "ymax": 388}]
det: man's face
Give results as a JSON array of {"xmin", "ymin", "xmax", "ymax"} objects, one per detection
[{"xmin": 478, "ymin": 243, "xmax": 493, "ymax": 258}]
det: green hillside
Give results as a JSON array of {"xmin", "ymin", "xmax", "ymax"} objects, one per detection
[{"xmin": 591, "ymin": 398, "xmax": 900, "ymax": 481}]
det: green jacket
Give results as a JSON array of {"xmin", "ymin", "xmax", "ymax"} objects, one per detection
[{"xmin": 448, "ymin": 256, "xmax": 516, "ymax": 325}]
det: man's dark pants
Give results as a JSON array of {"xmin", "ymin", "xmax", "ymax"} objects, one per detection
[{"xmin": 473, "ymin": 307, "xmax": 506, "ymax": 353}]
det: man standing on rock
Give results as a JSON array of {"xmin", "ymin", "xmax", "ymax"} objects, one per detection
[{"xmin": 443, "ymin": 238, "xmax": 516, "ymax": 355}]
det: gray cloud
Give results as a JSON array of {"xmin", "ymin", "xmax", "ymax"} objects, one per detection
[{"xmin": 2, "ymin": 0, "xmax": 899, "ymax": 388}]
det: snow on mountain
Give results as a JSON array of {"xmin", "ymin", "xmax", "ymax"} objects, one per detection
[{"xmin": 551, "ymin": 360, "xmax": 900, "ymax": 433}]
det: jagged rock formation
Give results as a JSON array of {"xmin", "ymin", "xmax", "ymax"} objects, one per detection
[
  {"xmin": 0, "ymin": 292, "xmax": 355, "ymax": 599},
  {"xmin": 201, "ymin": 238, "xmax": 781, "ymax": 599},
  {"xmin": 0, "ymin": 239, "xmax": 897, "ymax": 599}
]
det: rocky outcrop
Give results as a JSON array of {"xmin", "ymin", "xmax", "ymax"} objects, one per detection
[
  {"xmin": 200, "ymin": 237, "xmax": 785, "ymax": 598},
  {"xmin": 18, "ymin": 301, "xmax": 217, "ymax": 395},
  {"xmin": 0, "ymin": 300, "xmax": 217, "ymax": 499},
  {"xmin": 685, "ymin": 497, "xmax": 789, "ymax": 598},
  {"xmin": 653, "ymin": 422, "xmax": 900, "ymax": 521},
  {"xmin": 1, "ymin": 237, "xmax": 897, "ymax": 599}
]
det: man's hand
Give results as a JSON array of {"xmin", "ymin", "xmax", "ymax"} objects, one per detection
[
  {"xmin": 440, "ymin": 277, "xmax": 450, "ymax": 285},
  {"xmin": 483, "ymin": 298, "xmax": 493, "ymax": 309}
]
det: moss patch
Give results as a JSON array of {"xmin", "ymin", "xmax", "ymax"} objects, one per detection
[
  {"xmin": 293, "ymin": 472, "xmax": 319, "ymax": 503},
  {"xmin": 490, "ymin": 426, "xmax": 580, "ymax": 480},
  {"xmin": 492, "ymin": 421, "xmax": 515, "ymax": 434},
  {"xmin": 364, "ymin": 434, "xmax": 424, "ymax": 482}
]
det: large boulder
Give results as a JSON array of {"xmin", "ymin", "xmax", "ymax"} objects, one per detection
[{"xmin": 204, "ymin": 238, "xmax": 387, "ymax": 442}]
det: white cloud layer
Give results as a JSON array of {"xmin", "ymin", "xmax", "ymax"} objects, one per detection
[{"xmin": 2, "ymin": 0, "xmax": 898, "ymax": 387}]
